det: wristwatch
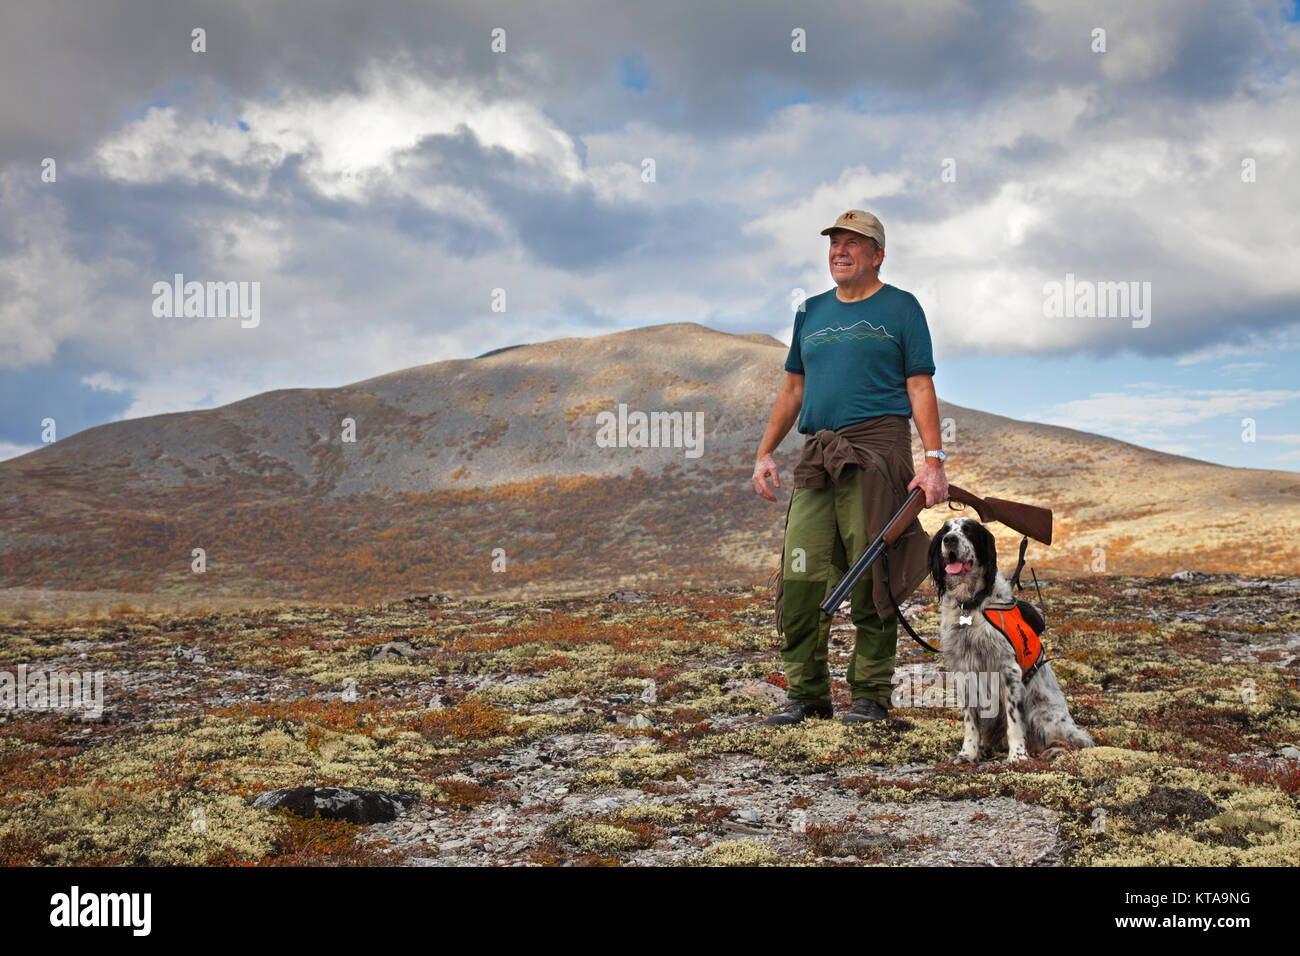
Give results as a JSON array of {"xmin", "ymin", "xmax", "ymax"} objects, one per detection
[{"xmin": 924, "ymin": 449, "xmax": 947, "ymax": 464}]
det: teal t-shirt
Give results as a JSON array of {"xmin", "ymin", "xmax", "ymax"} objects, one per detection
[{"xmin": 784, "ymin": 283, "xmax": 935, "ymax": 434}]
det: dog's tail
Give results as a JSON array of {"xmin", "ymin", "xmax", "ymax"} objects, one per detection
[
  {"xmin": 1065, "ymin": 723, "xmax": 1095, "ymax": 749},
  {"xmin": 1042, "ymin": 722, "xmax": 1094, "ymax": 758}
]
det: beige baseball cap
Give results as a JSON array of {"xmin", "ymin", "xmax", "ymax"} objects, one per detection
[{"xmin": 820, "ymin": 209, "xmax": 885, "ymax": 248}]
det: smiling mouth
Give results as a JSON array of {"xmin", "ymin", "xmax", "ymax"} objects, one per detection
[{"xmin": 944, "ymin": 557, "xmax": 973, "ymax": 575}]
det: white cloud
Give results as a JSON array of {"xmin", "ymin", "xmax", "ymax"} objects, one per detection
[
  {"xmin": 80, "ymin": 371, "xmax": 130, "ymax": 392},
  {"xmin": 0, "ymin": 440, "xmax": 41, "ymax": 462},
  {"xmin": 105, "ymin": 373, "xmax": 287, "ymax": 421},
  {"xmin": 1037, "ymin": 387, "xmax": 1300, "ymax": 436},
  {"xmin": 1177, "ymin": 330, "xmax": 1300, "ymax": 366},
  {"xmin": 93, "ymin": 57, "xmax": 586, "ymax": 202},
  {"xmin": 0, "ymin": 179, "xmax": 106, "ymax": 367}
]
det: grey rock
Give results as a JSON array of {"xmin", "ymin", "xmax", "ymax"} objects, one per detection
[
  {"xmin": 510, "ymin": 750, "xmax": 543, "ymax": 769},
  {"xmin": 727, "ymin": 679, "xmax": 787, "ymax": 707},
  {"xmin": 251, "ymin": 786, "xmax": 419, "ymax": 824},
  {"xmin": 371, "ymin": 641, "xmax": 416, "ymax": 660}
]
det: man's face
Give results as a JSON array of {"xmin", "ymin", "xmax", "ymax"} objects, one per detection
[{"xmin": 828, "ymin": 230, "xmax": 882, "ymax": 284}]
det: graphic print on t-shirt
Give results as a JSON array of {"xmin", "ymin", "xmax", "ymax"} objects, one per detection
[{"xmin": 802, "ymin": 318, "xmax": 895, "ymax": 349}]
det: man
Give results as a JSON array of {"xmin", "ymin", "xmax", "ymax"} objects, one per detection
[{"xmin": 752, "ymin": 209, "xmax": 949, "ymax": 726}]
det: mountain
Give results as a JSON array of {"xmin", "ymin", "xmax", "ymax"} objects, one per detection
[{"xmin": 2, "ymin": 322, "xmax": 1296, "ymax": 606}]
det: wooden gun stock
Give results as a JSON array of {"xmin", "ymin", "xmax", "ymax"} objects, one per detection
[{"xmin": 946, "ymin": 484, "xmax": 1053, "ymax": 545}]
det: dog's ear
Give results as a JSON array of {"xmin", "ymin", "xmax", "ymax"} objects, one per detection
[
  {"xmin": 972, "ymin": 522, "xmax": 998, "ymax": 596},
  {"xmin": 927, "ymin": 526, "xmax": 947, "ymax": 595}
]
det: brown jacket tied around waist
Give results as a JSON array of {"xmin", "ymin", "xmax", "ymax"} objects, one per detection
[{"xmin": 773, "ymin": 414, "xmax": 931, "ymax": 633}]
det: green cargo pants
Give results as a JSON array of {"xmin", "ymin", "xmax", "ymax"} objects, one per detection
[{"xmin": 779, "ymin": 465, "xmax": 898, "ymax": 709}]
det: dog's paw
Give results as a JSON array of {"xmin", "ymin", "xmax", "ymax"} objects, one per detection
[
  {"xmin": 1004, "ymin": 747, "xmax": 1030, "ymax": 764},
  {"xmin": 954, "ymin": 749, "xmax": 979, "ymax": 764}
]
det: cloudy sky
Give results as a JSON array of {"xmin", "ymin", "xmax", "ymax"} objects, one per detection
[{"xmin": 2, "ymin": 0, "xmax": 1298, "ymax": 471}]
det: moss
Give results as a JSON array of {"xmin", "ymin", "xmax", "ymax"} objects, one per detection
[
  {"xmin": 685, "ymin": 718, "xmax": 953, "ymax": 773},
  {"xmin": 613, "ymin": 802, "xmax": 691, "ymax": 826},
  {"xmin": 574, "ymin": 744, "xmax": 693, "ymax": 789},
  {"xmin": 548, "ymin": 818, "xmax": 655, "ymax": 855},
  {"xmin": 1066, "ymin": 746, "xmax": 1161, "ymax": 780},
  {"xmin": 0, "ymin": 789, "xmax": 279, "ymax": 865},
  {"xmin": 698, "ymin": 839, "xmax": 778, "ymax": 866}
]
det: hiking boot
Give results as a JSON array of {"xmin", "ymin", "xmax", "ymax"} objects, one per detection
[
  {"xmin": 842, "ymin": 697, "xmax": 889, "ymax": 724},
  {"xmin": 763, "ymin": 699, "xmax": 833, "ymax": 726}
]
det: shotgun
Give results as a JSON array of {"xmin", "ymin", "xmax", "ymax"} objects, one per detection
[{"xmin": 818, "ymin": 483, "xmax": 1053, "ymax": 616}]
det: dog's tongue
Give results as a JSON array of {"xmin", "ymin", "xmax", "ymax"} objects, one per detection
[{"xmin": 945, "ymin": 561, "xmax": 971, "ymax": 574}]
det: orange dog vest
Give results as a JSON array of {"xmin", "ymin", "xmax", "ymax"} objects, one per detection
[{"xmin": 982, "ymin": 601, "xmax": 1046, "ymax": 684}]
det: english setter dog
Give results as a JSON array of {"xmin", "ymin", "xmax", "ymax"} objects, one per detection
[{"xmin": 929, "ymin": 516, "xmax": 1094, "ymax": 764}]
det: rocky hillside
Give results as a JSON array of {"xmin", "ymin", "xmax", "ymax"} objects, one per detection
[{"xmin": 1, "ymin": 322, "xmax": 1295, "ymax": 605}]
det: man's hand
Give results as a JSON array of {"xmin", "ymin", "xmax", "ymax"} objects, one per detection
[
  {"xmin": 908, "ymin": 461, "xmax": 949, "ymax": 507},
  {"xmin": 753, "ymin": 453, "xmax": 781, "ymax": 502}
]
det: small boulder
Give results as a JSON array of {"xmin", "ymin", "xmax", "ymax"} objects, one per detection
[
  {"xmin": 251, "ymin": 786, "xmax": 419, "ymax": 824},
  {"xmin": 370, "ymin": 641, "xmax": 416, "ymax": 660},
  {"xmin": 614, "ymin": 713, "xmax": 654, "ymax": 729},
  {"xmin": 403, "ymin": 593, "xmax": 451, "ymax": 604}
]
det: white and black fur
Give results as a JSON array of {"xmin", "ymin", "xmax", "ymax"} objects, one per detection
[{"xmin": 929, "ymin": 516, "xmax": 1094, "ymax": 763}]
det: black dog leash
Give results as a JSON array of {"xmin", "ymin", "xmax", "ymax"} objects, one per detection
[{"xmin": 881, "ymin": 550, "xmax": 940, "ymax": 654}]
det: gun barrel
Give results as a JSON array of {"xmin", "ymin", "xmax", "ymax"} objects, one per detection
[
  {"xmin": 819, "ymin": 487, "xmax": 924, "ymax": 616},
  {"xmin": 821, "ymin": 540, "xmax": 884, "ymax": 615}
]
